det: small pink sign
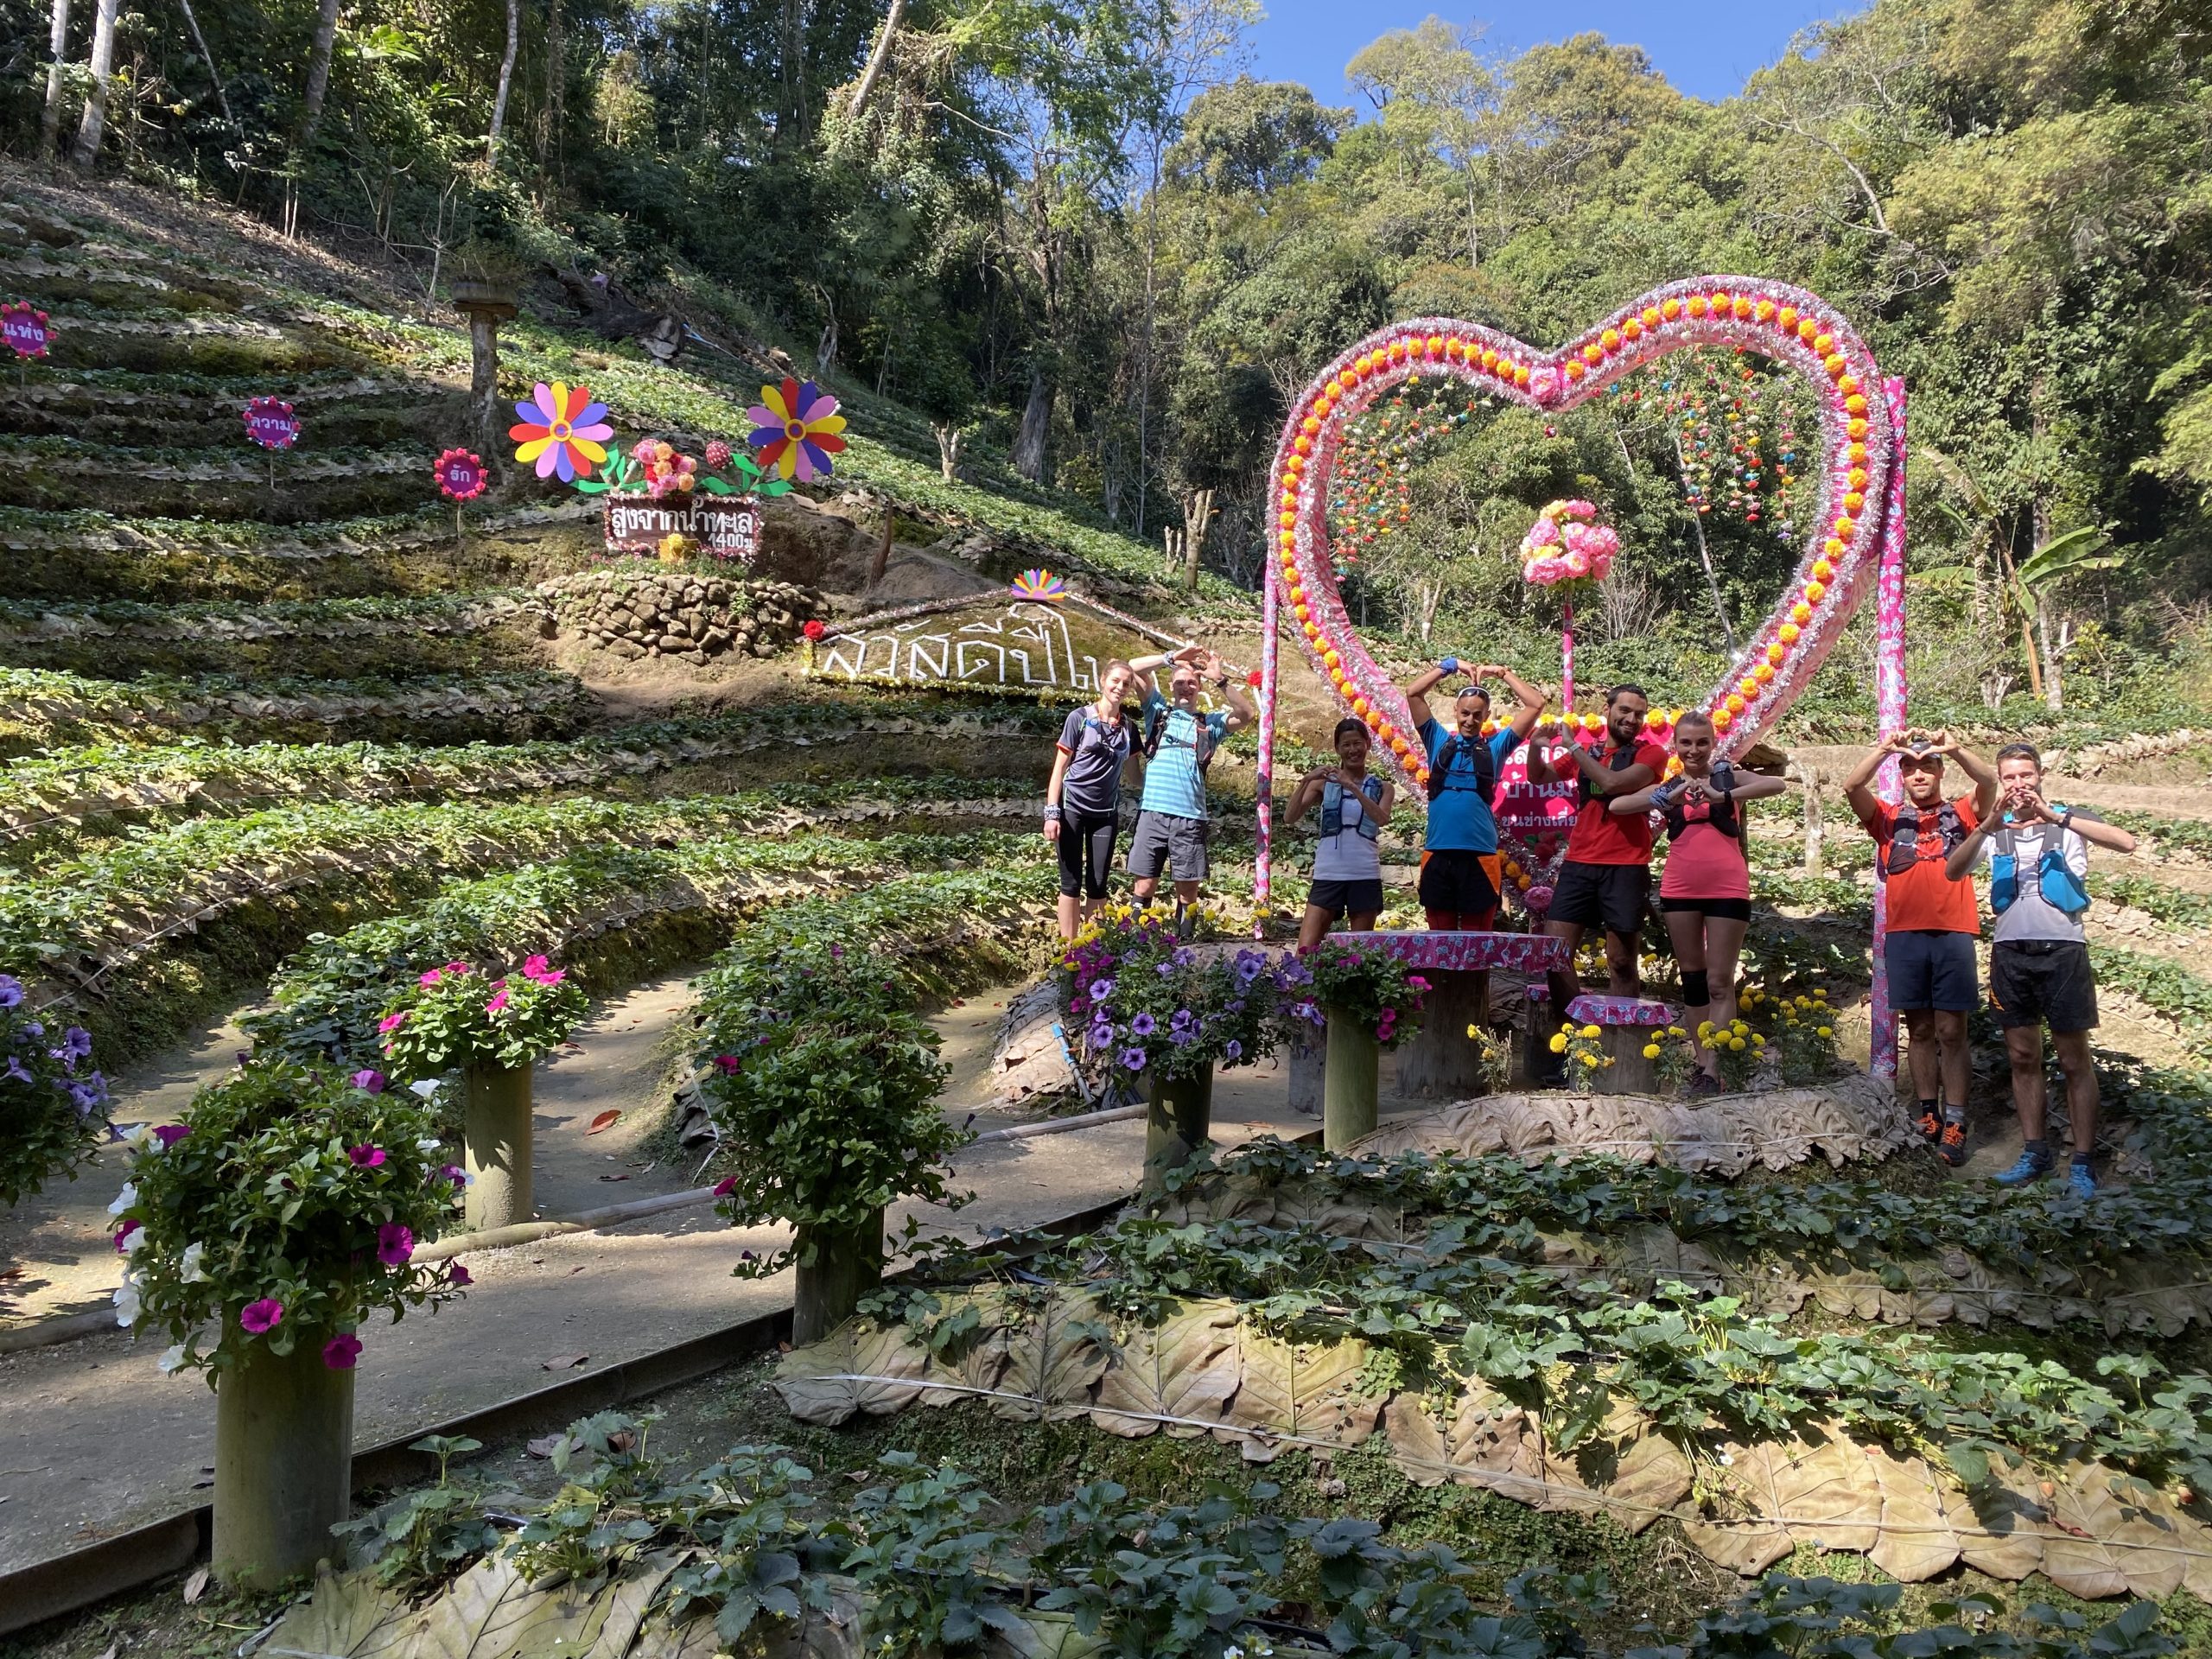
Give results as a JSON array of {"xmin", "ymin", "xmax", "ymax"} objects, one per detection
[
  {"xmin": 1, "ymin": 302, "xmax": 50, "ymax": 361},
  {"xmin": 435, "ymin": 448, "xmax": 487, "ymax": 501},
  {"xmin": 242, "ymin": 396, "xmax": 301, "ymax": 450}
]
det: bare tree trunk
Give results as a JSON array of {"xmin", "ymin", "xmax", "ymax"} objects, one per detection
[
  {"xmin": 2037, "ymin": 603, "xmax": 2064, "ymax": 713},
  {"xmin": 1789, "ymin": 761, "xmax": 1824, "ymax": 877},
  {"xmin": 486, "ymin": 0, "xmax": 521, "ymax": 162},
  {"xmin": 1182, "ymin": 488, "xmax": 1216, "ymax": 592},
  {"xmin": 40, "ymin": 0, "xmax": 71, "ymax": 162},
  {"xmin": 1673, "ymin": 435, "xmax": 1738, "ymax": 657},
  {"xmin": 846, "ymin": 0, "xmax": 904, "ymax": 119},
  {"xmin": 174, "ymin": 0, "xmax": 234, "ymax": 128},
  {"xmin": 1417, "ymin": 577, "xmax": 1442, "ymax": 643},
  {"xmin": 296, "ymin": 0, "xmax": 340, "ymax": 149},
  {"xmin": 931, "ymin": 423, "xmax": 962, "ymax": 482},
  {"xmin": 67, "ymin": 0, "xmax": 118, "ymax": 172},
  {"xmin": 538, "ymin": 0, "xmax": 564, "ymax": 177},
  {"xmin": 1011, "ymin": 367, "xmax": 1051, "ymax": 484},
  {"xmin": 867, "ymin": 502, "xmax": 893, "ymax": 588}
]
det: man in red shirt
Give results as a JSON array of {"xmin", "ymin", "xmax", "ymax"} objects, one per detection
[
  {"xmin": 1525, "ymin": 684, "xmax": 1668, "ymax": 1046},
  {"xmin": 1844, "ymin": 728, "xmax": 1999, "ymax": 1166}
]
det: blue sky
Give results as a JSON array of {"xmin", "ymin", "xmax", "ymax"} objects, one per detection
[{"xmin": 1246, "ymin": 2, "xmax": 1863, "ymax": 108}]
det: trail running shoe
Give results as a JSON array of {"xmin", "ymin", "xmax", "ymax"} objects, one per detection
[
  {"xmin": 1938, "ymin": 1118, "xmax": 1970, "ymax": 1169},
  {"xmin": 1992, "ymin": 1147, "xmax": 2053, "ymax": 1187},
  {"xmin": 2068, "ymin": 1160, "xmax": 2098, "ymax": 1199},
  {"xmin": 1913, "ymin": 1108, "xmax": 1942, "ymax": 1145}
]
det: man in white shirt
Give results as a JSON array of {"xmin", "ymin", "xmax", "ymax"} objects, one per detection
[{"xmin": 1944, "ymin": 741, "xmax": 2137, "ymax": 1196}]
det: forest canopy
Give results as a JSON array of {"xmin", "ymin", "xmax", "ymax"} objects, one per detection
[{"xmin": 9, "ymin": 0, "xmax": 2212, "ymax": 723}]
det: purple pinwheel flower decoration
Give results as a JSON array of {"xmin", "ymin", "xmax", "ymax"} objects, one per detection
[{"xmin": 746, "ymin": 378, "xmax": 847, "ymax": 482}]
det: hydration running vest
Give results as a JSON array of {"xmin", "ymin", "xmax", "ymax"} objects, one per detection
[
  {"xmin": 1578, "ymin": 742, "xmax": 1647, "ymax": 806},
  {"xmin": 1880, "ymin": 799, "xmax": 1968, "ymax": 878},
  {"xmin": 1142, "ymin": 701, "xmax": 1216, "ymax": 772},
  {"xmin": 1989, "ymin": 811, "xmax": 2093, "ymax": 918},
  {"xmin": 1321, "ymin": 773, "xmax": 1386, "ymax": 845},
  {"xmin": 1428, "ymin": 730, "xmax": 1499, "ymax": 804},
  {"xmin": 1658, "ymin": 760, "xmax": 1741, "ymax": 840}
]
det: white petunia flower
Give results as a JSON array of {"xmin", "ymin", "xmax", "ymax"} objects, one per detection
[
  {"xmin": 112, "ymin": 1281, "xmax": 142, "ymax": 1327},
  {"xmin": 411, "ymin": 1079, "xmax": 442, "ymax": 1100},
  {"xmin": 118, "ymin": 1226, "xmax": 144, "ymax": 1255},
  {"xmin": 106, "ymin": 1182, "xmax": 137, "ymax": 1217},
  {"xmin": 157, "ymin": 1344, "xmax": 188, "ymax": 1374},
  {"xmin": 179, "ymin": 1241, "xmax": 207, "ymax": 1283}
]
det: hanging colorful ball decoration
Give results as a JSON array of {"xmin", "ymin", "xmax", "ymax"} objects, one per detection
[
  {"xmin": 242, "ymin": 396, "xmax": 301, "ymax": 450},
  {"xmin": 1, "ymin": 302, "xmax": 51, "ymax": 361},
  {"xmin": 1609, "ymin": 347, "xmax": 1806, "ymax": 542},
  {"xmin": 434, "ymin": 448, "xmax": 487, "ymax": 502}
]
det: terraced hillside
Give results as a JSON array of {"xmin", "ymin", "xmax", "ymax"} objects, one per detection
[{"xmin": 13, "ymin": 170, "xmax": 2212, "ymax": 1659}]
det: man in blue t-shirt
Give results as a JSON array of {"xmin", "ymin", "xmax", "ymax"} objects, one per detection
[
  {"xmin": 1128, "ymin": 646, "xmax": 1254, "ymax": 921},
  {"xmin": 1402, "ymin": 660, "xmax": 1550, "ymax": 930}
]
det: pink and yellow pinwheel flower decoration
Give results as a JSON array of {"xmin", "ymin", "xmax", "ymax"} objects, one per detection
[
  {"xmin": 746, "ymin": 378, "xmax": 846, "ymax": 482},
  {"xmin": 509, "ymin": 381, "xmax": 613, "ymax": 483}
]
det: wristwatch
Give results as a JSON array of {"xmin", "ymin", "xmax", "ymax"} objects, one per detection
[{"xmin": 2058, "ymin": 809, "xmax": 2075, "ymax": 831}]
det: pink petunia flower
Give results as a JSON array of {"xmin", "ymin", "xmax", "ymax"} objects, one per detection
[
  {"xmin": 419, "ymin": 969, "xmax": 444, "ymax": 987},
  {"xmin": 322, "ymin": 1333, "xmax": 363, "ymax": 1370},
  {"xmin": 348, "ymin": 1145, "xmax": 387, "ymax": 1168},
  {"xmin": 376, "ymin": 1223, "xmax": 415, "ymax": 1267},
  {"xmin": 447, "ymin": 1262, "xmax": 473, "ymax": 1287},
  {"xmin": 113, "ymin": 1218, "xmax": 140, "ymax": 1252},
  {"xmin": 711, "ymin": 1055, "xmax": 742, "ymax": 1076},
  {"xmin": 239, "ymin": 1298, "xmax": 283, "ymax": 1334},
  {"xmin": 442, "ymin": 961, "xmax": 473, "ymax": 977},
  {"xmin": 713, "ymin": 1176, "xmax": 738, "ymax": 1197},
  {"xmin": 350, "ymin": 1069, "xmax": 385, "ymax": 1094},
  {"xmin": 485, "ymin": 988, "xmax": 510, "ymax": 1015},
  {"xmin": 378, "ymin": 1012, "xmax": 409, "ymax": 1034},
  {"xmin": 150, "ymin": 1124, "xmax": 190, "ymax": 1148}
]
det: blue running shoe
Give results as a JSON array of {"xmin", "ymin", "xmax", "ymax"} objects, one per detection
[
  {"xmin": 1993, "ymin": 1147, "xmax": 2052, "ymax": 1186},
  {"xmin": 2067, "ymin": 1160, "xmax": 2097, "ymax": 1199}
]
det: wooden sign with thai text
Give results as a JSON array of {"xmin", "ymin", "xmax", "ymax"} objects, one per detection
[{"xmin": 603, "ymin": 494, "xmax": 762, "ymax": 562}]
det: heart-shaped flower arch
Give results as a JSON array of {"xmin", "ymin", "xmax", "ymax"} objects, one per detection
[
  {"xmin": 1265, "ymin": 278, "xmax": 1897, "ymax": 788},
  {"xmin": 1249, "ymin": 276, "xmax": 1910, "ymax": 1077}
]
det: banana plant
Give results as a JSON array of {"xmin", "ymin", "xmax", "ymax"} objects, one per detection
[{"xmin": 2012, "ymin": 524, "xmax": 2124, "ymax": 712}]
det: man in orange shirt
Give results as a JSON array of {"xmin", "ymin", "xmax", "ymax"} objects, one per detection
[
  {"xmin": 1844, "ymin": 729, "xmax": 1999, "ymax": 1166},
  {"xmin": 1525, "ymin": 684, "xmax": 1669, "ymax": 1060}
]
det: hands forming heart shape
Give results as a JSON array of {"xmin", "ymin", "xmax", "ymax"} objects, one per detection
[{"xmin": 1267, "ymin": 278, "xmax": 1901, "ymax": 791}]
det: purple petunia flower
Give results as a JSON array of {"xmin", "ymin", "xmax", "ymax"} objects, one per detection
[
  {"xmin": 714, "ymin": 1175, "xmax": 738, "ymax": 1196},
  {"xmin": 1120, "ymin": 1047, "xmax": 1147, "ymax": 1071},
  {"xmin": 447, "ymin": 1262, "xmax": 472, "ymax": 1287},
  {"xmin": 0, "ymin": 975, "xmax": 20, "ymax": 1008},
  {"xmin": 239, "ymin": 1299, "xmax": 283, "ymax": 1334},
  {"xmin": 1225, "ymin": 1040, "xmax": 1243, "ymax": 1061},
  {"xmin": 3, "ymin": 1056, "xmax": 32, "ymax": 1086},
  {"xmin": 322, "ymin": 1333, "xmax": 363, "ymax": 1370},
  {"xmin": 150, "ymin": 1123, "xmax": 189, "ymax": 1148},
  {"xmin": 349, "ymin": 1069, "xmax": 385, "ymax": 1094},
  {"xmin": 439, "ymin": 1163, "xmax": 467, "ymax": 1189},
  {"xmin": 1091, "ymin": 977, "xmax": 1116, "ymax": 1001},
  {"xmin": 57, "ymin": 1027, "xmax": 91, "ymax": 1061},
  {"xmin": 349, "ymin": 1145, "xmax": 387, "ymax": 1168},
  {"xmin": 376, "ymin": 1223, "xmax": 414, "ymax": 1267},
  {"xmin": 1130, "ymin": 1013, "xmax": 1156, "ymax": 1037}
]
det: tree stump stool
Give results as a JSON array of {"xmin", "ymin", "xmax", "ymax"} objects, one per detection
[{"xmin": 1565, "ymin": 993, "xmax": 1682, "ymax": 1096}]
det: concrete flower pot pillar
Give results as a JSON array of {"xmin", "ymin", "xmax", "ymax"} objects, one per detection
[
  {"xmin": 450, "ymin": 280, "xmax": 518, "ymax": 461},
  {"xmin": 1143, "ymin": 1067, "xmax": 1213, "ymax": 1194},
  {"xmin": 792, "ymin": 1210, "xmax": 885, "ymax": 1346},
  {"xmin": 1395, "ymin": 968, "xmax": 1491, "ymax": 1098},
  {"xmin": 213, "ymin": 1338, "xmax": 354, "ymax": 1588},
  {"xmin": 1287, "ymin": 1027, "xmax": 1324, "ymax": 1117},
  {"xmin": 462, "ymin": 1062, "xmax": 533, "ymax": 1231},
  {"xmin": 1321, "ymin": 1007, "xmax": 1380, "ymax": 1151}
]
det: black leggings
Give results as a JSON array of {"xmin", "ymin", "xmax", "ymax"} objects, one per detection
[{"xmin": 1056, "ymin": 809, "xmax": 1119, "ymax": 899}]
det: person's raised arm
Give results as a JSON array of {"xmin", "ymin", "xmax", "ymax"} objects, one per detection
[
  {"xmin": 1945, "ymin": 813, "xmax": 1997, "ymax": 882},
  {"xmin": 1209, "ymin": 653, "xmax": 1258, "ymax": 733},
  {"xmin": 1724, "ymin": 769, "xmax": 1790, "ymax": 806},
  {"xmin": 1840, "ymin": 730, "xmax": 1907, "ymax": 824},
  {"xmin": 1404, "ymin": 659, "xmax": 1458, "ymax": 729},
  {"xmin": 1280, "ymin": 764, "xmax": 1333, "ymax": 829},
  {"xmin": 1608, "ymin": 779, "xmax": 1666, "ymax": 815},
  {"xmin": 1483, "ymin": 665, "xmax": 1549, "ymax": 741},
  {"xmin": 1935, "ymin": 733, "xmax": 2001, "ymax": 819},
  {"xmin": 2017, "ymin": 794, "xmax": 2139, "ymax": 856}
]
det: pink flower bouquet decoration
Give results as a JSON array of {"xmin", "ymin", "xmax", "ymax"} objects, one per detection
[{"xmin": 1518, "ymin": 499, "xmax": 1619, "ymax": 589}]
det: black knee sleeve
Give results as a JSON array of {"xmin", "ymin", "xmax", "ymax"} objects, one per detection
[{"xmin": 1681, "ymin": 968, "xmax": 1711, "ymax": 1007}]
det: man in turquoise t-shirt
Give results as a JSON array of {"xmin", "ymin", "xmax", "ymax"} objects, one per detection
[
  {"xmin": 1402, "ymin": 660, "xmax": 1549, "ymax": 929},
  {"xmin": 1129, "ymin": 646, "xmax": 1254, "ymax": 920}
]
